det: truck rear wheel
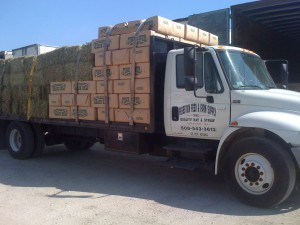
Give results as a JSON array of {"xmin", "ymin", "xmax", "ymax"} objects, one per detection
[
  {"xmin": 0, "ymin": 121, "xmax": 7, "ymax": 149},
  {"xmin": 64, "ymin": 137, "xmax": 95, "ymax": 151},
  {"xmin": 224, "ymin": 137, "xmax": 296, "ymax": 208},
  {"xmin": 6, "ymin": 122, "xmax": 34, "ymax": 159}
]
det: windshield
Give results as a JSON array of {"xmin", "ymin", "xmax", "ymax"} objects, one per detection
[{"xmin": 217, "ymin": 50, "xmax": 277, "ymax": 90}]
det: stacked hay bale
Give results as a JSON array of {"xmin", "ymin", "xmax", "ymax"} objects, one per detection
[
  {"xmin": 0, "ymin": 43, "xmax": 93, "ymax": 119},
  {"xmin": 0, "ymin": 57, "xmax": 28, "ymax": 117}
]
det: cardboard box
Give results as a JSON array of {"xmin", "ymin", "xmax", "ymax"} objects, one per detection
[
  {"xmin": 126, "ymin": 20, "xmax": 144, "ymax": 33},
  {"xmin": 112, "ymin": 49, "xmax": 130, "ymax": 65},
  {"xmin": 49, "ymin": 94, "xmax": 61, "ymax": 106},
  {"xmin": 77, "ymin": 94, "xmax": 91, "ymax": 107},
  {"xmin": 96, "ymin": 80, "xmax": 114, "ymax": 94},
  {"xmin": 50, "ymin": 81, "xmax": 72, "ymax": 94},
  {"xmin": 98, "ymin": 24, "xmax": 127, "ymax": 37},
  {"xmin": 209, "ymin": 33, "xmax": 219, "ymax": 46},
  {"xmin": 98, "ymin": 26, "xmax": 110, "ymax": 38},
  {"xmin": 131, "ymin": 47, "xmax": 150, "ymax": 63},
  {"xmin": 120, "ymin": 30, "xmax": 158, "ymax": 49},
  {"xmin": 113, "ymin": 79, "xmax": 130, "ymax": 93},
  {"xmin": 93, "ymin": 66, "xmax": 119, "ymax": 80},
  {"xmin": 113, "ymin": 78, "xmax": 150, "ymax": 94},
  {"xmin": 185, "ymin": 24, "xmax": 198, "ymax": 42},
  {"xmin": 119, "ymin": 63, "xmax": 150, "ymax": 79},
  {"xmin": 72, "ymin": 81, "xmax": 96, "ymax": 94},
  {"xmin": 135, "ymin": 78, "xmax": 150, "ymax": 93},
  {"xmin": 91, "ymin": 94, "xmax": 119, "ymax": 108},
  {"xmin": 97, "ymin": 108, "xmax": 115, "ymax": 121},
  {"xmin": 49, "ymin": 106, "xmax": 71, "ymax": 119},
  {"xmin": 98, "ymin": 21, "xmax": 144, "ymax": 38},
  {"xmin": 142, "ymin": 16, "xmax": 173, "ymax": 36},
  {"xmin": 198, "ymin": 29, "xmax": 209, "ymax": 45},
  {"xmin": 91, "ymin": 35, "xmax": 120, "ymax": 53},
  {"xmin": 114, "ymin": 109, "xmax": 150, "ymax": 124},
  {"xmin": 172, "ymin": 22, "xmax": 185, "ymax": 38},
  {"xmin": 61, "ymin": 94, "xmax": 75, "ymax": 106},
  {"xmin": 95, "ymin": 51, "xmax": 112, "ymax": 66},
  {"xmin": 119, "ymin": 94, "xmax": 150, "ymax": 109},
  {"xmin": 71, "ymin": 107, "xmax": 97, "ymax": 121},
  {"xmin": 61, "ymin": 94, "xmax": 91, "ymax": 107}
]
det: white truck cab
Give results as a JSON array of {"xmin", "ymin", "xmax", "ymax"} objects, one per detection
[{"xmin": 164, "ymin": 45, "xmax": 300, "ymax": 207}]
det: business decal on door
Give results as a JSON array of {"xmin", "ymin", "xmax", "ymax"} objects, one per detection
[{"xmin": 173, "ymin": 103, "xmax": 218, "ymax": 137}]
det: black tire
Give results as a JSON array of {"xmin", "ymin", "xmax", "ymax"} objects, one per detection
[
  {"xmin": 64, "ymin": 137, "xmax": 95, "ymax": 151},
  {"xmin": 6, "ymin": 122, "xmax": 35, "ymax": 159},
  {"xmin": 31, "ymin": 125, "xmax": 45, "ymax": 157},
  {"xmin": 224, "ymin": 137, "xmax": 296, "ymax": 208},
  {"xmin": 0, "ymin": 121, "xmax": 7, "ymax": 149}
]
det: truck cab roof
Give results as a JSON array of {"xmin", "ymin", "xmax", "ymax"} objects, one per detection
[{"xmin": 207, "ymin": 45, "xmax": 259, "ymax": 56}]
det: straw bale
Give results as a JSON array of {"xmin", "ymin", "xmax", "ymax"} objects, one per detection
[
  {"xmin": 36, "ymin": 46, "xmax": 80, "ymax": 68},
  {"xmin": 79, "ymin": 42, "xmax": 93, "ymax": 62},
  {"xmin": 0, "ymin": 43, "xmax": 94, "ymax": 119},
  {"xmin": 1, "ymin": 88, "xmax": 12, "ymax": 115},
  {"xmin": 0, "ymin": 59, "xmax": 4, "ymax": 69}
]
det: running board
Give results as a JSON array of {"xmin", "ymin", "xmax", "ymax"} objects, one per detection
[{"xmin": 163, "ymin": 144, "xmax": 213, "ymax": 155}]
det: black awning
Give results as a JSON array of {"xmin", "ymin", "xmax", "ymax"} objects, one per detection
[{"xmin": 232, "ymin": 0, "xmax": 300, "ymax": 41}]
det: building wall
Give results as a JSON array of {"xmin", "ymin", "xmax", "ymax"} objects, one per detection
[
  {"xmin": 0, "ymin": 51, "xmax": 13, "ymax": 59},
  {"xmin": 39, "ymin": 46, "xmax": 58, "ymax": 54},
  {"xmin": 13, "ymin": 45, "xmax": 38, "ymax": 57},
  {"xmin": 13, "ymin": 45, "xmax": 58, "ymax": 58},
  {"xmin": 188, "ymin": 9, "xmax": 230, "ymax": 45}
]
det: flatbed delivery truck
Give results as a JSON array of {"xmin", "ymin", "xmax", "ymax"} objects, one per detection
[{"xmin": 0, "ymin": 16, "xmax": 299, "ymax": 208}]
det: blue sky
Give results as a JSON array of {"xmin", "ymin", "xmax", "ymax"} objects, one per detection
[{"xmin": 0, "ymin": 0, "xmax": 255, "ymax": 51}]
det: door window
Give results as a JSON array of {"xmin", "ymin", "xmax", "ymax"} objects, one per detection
[
  {"xmin": 202, "ymin": 53, "xmax": 224, "ymax": 94},
  {"xmin": 176, "ymin": 54, "xmax": 203, "ymax": 89},
  {"xmin": 176, "ymin": 53, "xmax": 223, "ymax": 93}
]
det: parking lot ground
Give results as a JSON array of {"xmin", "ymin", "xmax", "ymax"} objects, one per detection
[{"xmin": 0, "ymin": 143, "xmax": 299, "ymax": 225}]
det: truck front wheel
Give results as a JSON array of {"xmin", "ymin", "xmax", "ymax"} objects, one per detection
[
  {"xmin": 6, "ymin": 122, "xmax": 34, "ymax": 159},
  {"xmin": 224, "ymin": 137, "xmax": 296, "ymax": 208}
]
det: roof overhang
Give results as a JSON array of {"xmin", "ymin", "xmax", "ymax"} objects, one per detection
[{"xmin": 231, "ymin": 0, "xmax": 300, "ymax": 41}]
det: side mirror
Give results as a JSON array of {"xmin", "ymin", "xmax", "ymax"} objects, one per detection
[
  {"xmin": 184, "ymin": 46, "xmax": 204, "ymax": 89},
  {"xmin": 184, "ymin": 77, "xmax": 195, "ymax": 91},
  {"xmin": 184, "ymin": 47, "xmax": 196, "ymax": 77},
  {"xmin": 265, "ymin": 60, "xmax": 289, "ymax": 89}
]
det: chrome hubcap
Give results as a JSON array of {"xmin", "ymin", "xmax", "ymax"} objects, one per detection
[
  {"xmin": 9, "ymin": 129, "xmax": 22, "ymax": 152},
  {"xmin": 235, "ymin": 153, "xmax": 274, "ymax": 195}
]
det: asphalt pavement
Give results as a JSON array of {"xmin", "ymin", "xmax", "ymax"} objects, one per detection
[{"xmin": 0, "ymin": 143, "xmax": 299, "ymax": 225}]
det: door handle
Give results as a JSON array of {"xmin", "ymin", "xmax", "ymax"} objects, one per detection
[
  {"xmin": 172, "ymin": 106, "xmax": 179, "ymax": 121},
  {"xmin": 206, "ymin": 96, "xmax": 214, "ymax": 103}
]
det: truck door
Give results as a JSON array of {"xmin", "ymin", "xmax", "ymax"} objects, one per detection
[{"xmin": 165, "ymin": 50, "xmax": 230, "ymax": 139}]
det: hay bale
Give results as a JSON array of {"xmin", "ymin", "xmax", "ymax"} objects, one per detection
[
  {"xmin": 1, "ymin": 88, "xmax": 12, "ymax": 115},
  {"xmin": 0, "ymin": 43, "xmax": 94, "ymax": 119}
]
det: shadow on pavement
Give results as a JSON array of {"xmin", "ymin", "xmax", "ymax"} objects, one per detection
[{"xmin": 0, "ymin": 144, "xmax": 299, "ymax": 216}]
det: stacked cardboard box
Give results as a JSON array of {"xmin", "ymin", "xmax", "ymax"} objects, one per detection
[
  {"xmin": 49, "ymin": 81, "xmax": 97, "ymax": 120},
  {"xmin": 48, "ymin": 16, "xmax": 219, "ymax": 124}
]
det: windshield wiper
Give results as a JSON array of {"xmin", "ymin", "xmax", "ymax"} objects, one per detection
[{"xmin": 238, "ymin": 85, "xmax": 264, "ymax": 89}]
